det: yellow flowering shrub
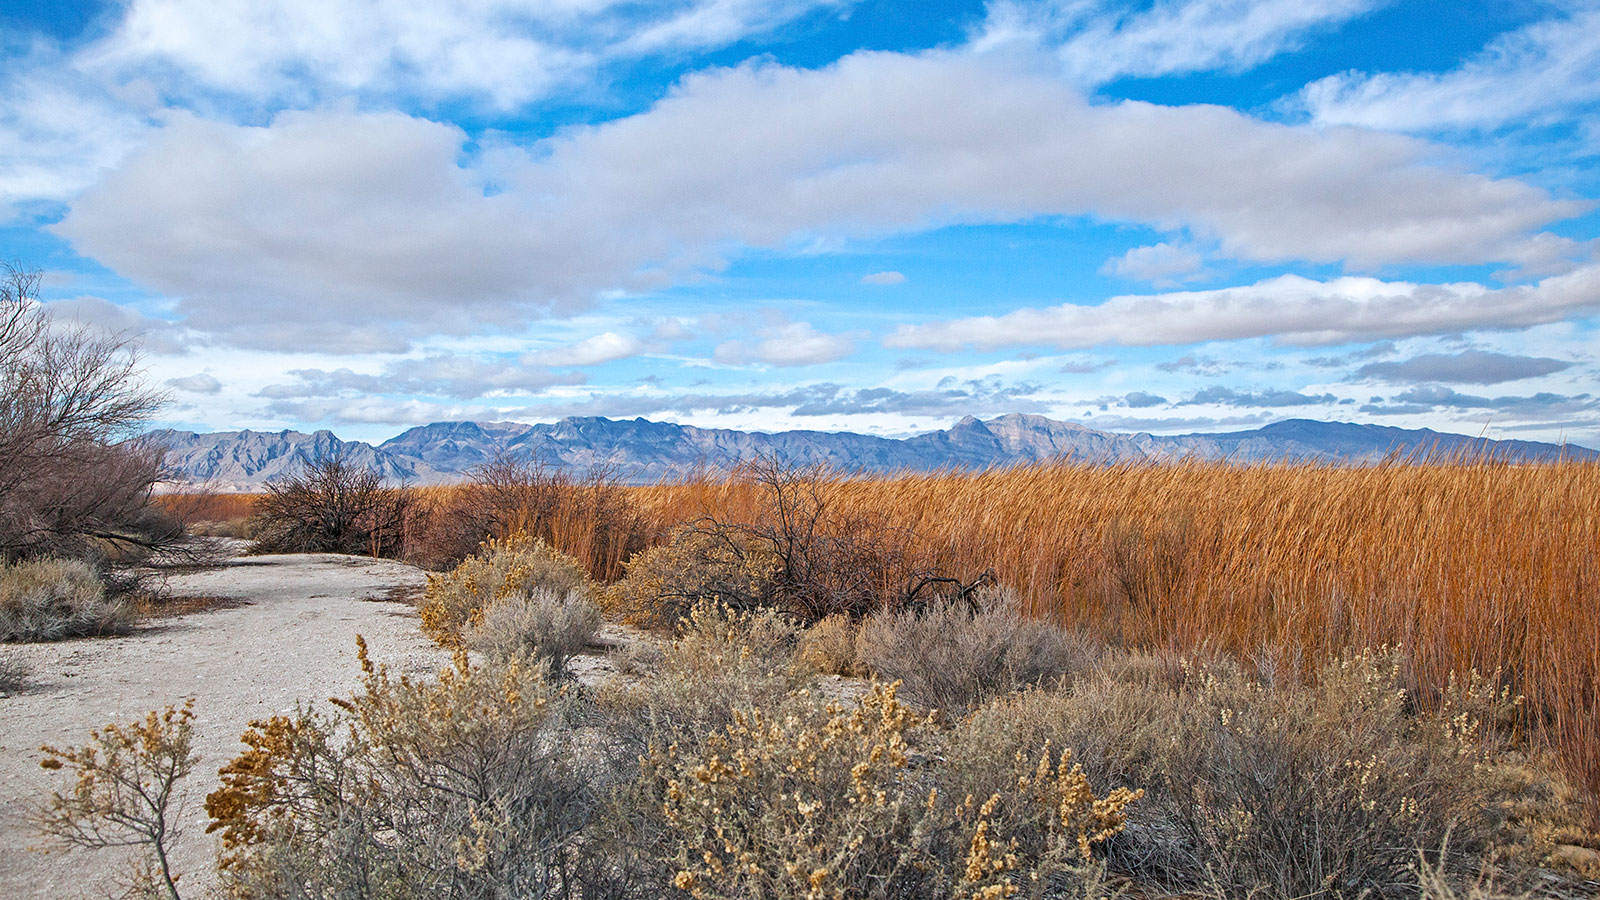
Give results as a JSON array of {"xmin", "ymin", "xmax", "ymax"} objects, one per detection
[
  {"xmin": 641, "ymin": 682, "xmax": 1138, "ymax": 900},
  {"xmin": 418, "ymin": 531, "xmax": 592, "ymax": 647}
]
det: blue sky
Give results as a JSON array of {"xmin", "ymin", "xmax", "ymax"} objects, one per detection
[{"xmin": 4, "ymin": 1, "xmax": 1599, "ymax": 446}]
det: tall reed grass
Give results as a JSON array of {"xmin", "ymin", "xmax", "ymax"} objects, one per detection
[{"xmin": 630, "ymin": 458, "xmax": 1600, "ymax": 812}]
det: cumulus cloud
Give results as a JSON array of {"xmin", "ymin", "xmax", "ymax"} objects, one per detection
[
  {"xmin": 887, "ymin": 265, "xmax": 1600, "ymax": 351},
  {"xmin": 981, "ymin": 0, "xmax": 1383, "ymax": 85},
  {"xmin": 1075, "ymin": 411, "xmax": 1271, "ymax": 432},
  {"xmin": 1058, "ymin": 356, "xmax": 1115, "ymax": 373},
  {"xmin": 1156, "ymin": 353, "xmax": 1235, "ymax": 375},
  {"xmin": 1100, "ymin": 242, "xmax": 1206, "ymax": 286},
  {"xmin": 259, "ymin": 396, "xmax": 483, "ymax": 426},
  {"xmin": 166, "ymin": 372, "xmax": 222, "ymax": 393},
  {"xmin": 1356, "ymin": 350, "xmax": 1573, "ymax": 385},
  {"xmin": 1305, "ymin": 341, "xmax": 1398, "ymax": 368},
  {"xmin": 860, "ymin": 270, "xmax": 906, "ymax": 285},
  {"xmin": 489, "ymin": 375, "xmax": 1047, "ymax": 422},
  {"xmin": 1362, "ymin": 386, "xmax": 1597, "ymax": 418},
  {"xmin": 55, "ymin": 52, "xmax": 1585, "ymax": 350},
  {"xmin": 1301, "ymin": 7, "xmax": 1600, "ymax": 132},
  {"xmin": 714, "ymin": 321, "xmax": 855, "ymax": 367}
]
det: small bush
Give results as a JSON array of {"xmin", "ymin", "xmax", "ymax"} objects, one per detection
[
  {"xmin": 796, "ymin": 613, "xmax": 862, "ymax": 676},
  {"xmin": 605, "ymin": 525, "xmax": 782, "ymax": 629},
  {"xmin": 856, "ymin": 589, "xmax": 1095, "ymax": 714},
  {"xmin": 954, "ymin": 649, "xmax": 1526, "ymax": 899},
  {"xmin": 1, "ymin": 557, "xmax": 130, "ymax": 642},
  {"xmin": 35, "ymin": 700, "xmax": 198, "ymax": 899},
  {"xmin": 207, "ymin": 641, "xmax": 607, "ymax": 900},
  {"xmin": 465, "ymin": 585, "xmax": 601, "ymax": 679},
  {"xmin": 419, "ymin": 532, "xmax": 593, "ymax": 648}
]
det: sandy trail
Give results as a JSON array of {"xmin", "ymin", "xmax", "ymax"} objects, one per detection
[{"xmin": 0, "ymin": 551, "xmax": 456, "ymax": 899}]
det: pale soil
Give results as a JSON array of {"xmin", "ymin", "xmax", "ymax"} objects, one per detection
[{"xmin": 0, "ymin": 549, "xmax": 460, "ymax": 899}]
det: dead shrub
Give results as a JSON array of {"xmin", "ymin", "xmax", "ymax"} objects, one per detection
[
  {"xmin": 465, "ymin": 585, "xmax": 601, "ymax": 679},
  {"xmin": 857, "ymin": 588, "xmax": 1097, "ymax": 714},
  {"xmin": 247, "ymin": 453, "xmax": 415, "ymax": 557},
  {"xmin": 619, "ymin": 458, "xmax": 989, "ymax": 628},
  {"xmin": 1, "ymin": 556, "xmax": 132, "ymax": 642},
  {"xmin": 795, "ymin": 613, "xmax": 862, "ymax": 676},
  {"xmin": 207, "ymin": 640, "xmax": 609, "ymax": 900},
  {"xmin": 955, "ymin": 648, "xmax": 1527, "ymax": 899},
  {"xmin": 2, "ymin": 262, "xmax": 181, "ymax": 567},
  {"xmin": 418, "ymin": 532, "xmax": 593, "ymax": 648}
]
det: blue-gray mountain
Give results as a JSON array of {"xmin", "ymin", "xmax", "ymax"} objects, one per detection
[{"xmin": 147, "ymin": 414, "xmax": 1599, "ymax": 491}]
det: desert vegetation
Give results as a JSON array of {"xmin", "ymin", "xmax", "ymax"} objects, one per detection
[
  {"xmin": 38, "ymin": 593, "xmax": 1597, "ymax": 899},
  {"xmin": 55, "ymin": 453, "xmax": 1600, "ymax": 896}
]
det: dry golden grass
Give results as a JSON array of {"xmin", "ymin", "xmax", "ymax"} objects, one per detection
[
  {"xmin": 628, "ymin": 458, "xmax": 1600, "ymax": 813},
  {"xmin": 155, "ymin": 491, "xmax": 262, "ymax": 531}
]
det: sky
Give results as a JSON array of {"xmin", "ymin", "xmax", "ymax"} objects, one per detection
[{"xmin": 4, "ymin": 0, "xmax": 1599, "ymax": 447}]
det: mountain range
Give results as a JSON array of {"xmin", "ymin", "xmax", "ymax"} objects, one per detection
[{"xmin": 146, "ymin": 414, "xmax": 1598, "ymax": 491}]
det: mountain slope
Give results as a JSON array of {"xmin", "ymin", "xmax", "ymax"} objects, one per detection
[{"xmin": 150, "ymin": 415, "xmax": 1598, "ymax": 489}]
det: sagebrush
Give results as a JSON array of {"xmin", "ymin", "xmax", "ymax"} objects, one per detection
[{"xmin": 1, "ymin": 556, "xmax": 130, "ymax": 642}]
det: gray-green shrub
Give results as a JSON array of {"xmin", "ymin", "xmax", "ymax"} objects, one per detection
[
  {"xmin": 857, "ymin": 589, "xmax": 1097, "ymax": 714},
  {"xmin": 1, "ymin": 557, "xmax": 130, "ymax": 642},
  {"xmin": 0, "ymin": 647, "xmax": 29, "ymax": 693},
  {"xmin": 953, "ymin": 649, "xmax": 1525, "ymax": 900},
  {"xmin": 466, "ymin": 585, "xmax": 601, "ymax": 679}
]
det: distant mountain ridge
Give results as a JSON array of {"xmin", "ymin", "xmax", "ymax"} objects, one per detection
[{"xmin": 147, "ymin": 414, "xmax": 1599, "ymax": 491}]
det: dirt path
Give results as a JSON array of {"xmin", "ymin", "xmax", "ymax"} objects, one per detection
[{"xmin": 0, "ymin": 551, "xmax": 456, "ymax": 899}]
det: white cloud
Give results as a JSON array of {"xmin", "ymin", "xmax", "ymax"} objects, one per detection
[
  {"xmin": 81, "ymin": 0, "xmax": 854, "ymax": 110},
  {"xmin": 522, "ymin": 331, "xmax": 644, "ymax": 366},
  {"xmin": 167, "ymin": 372, "xmax": 222, "ymax": 393},
  {"xmin": 860, "ymin": 270, "xmax": 906, "ymax": 285},
  {"xmin": 715, "ymin": 321, "xmax": 856, "ymax": 367},
  {"xmin": 1100, "ymin": 241, "xmax": 1206, "ymax": 286},
  {"xmin": 54, "ymin": 53, "xmax": 1587, "ymax": 352},
  {"xmin": 43, "ymin": 295, "xmax": 191, "ymax": 354},
  {"xmin": 979, "ymin": 0, "xmax": 1384, "ymax": 85},
  {"xmin": 55, "ymin": 109, "xmax": 566, "ymax": 351},
  {"xmin": 887, "ymin": 264, "xmax": 1600, "ymax": 351},
  {"xmin": 1301, "ymin": 7, "xmax": 1600, "ymax": 131},
  {"xmin": 0, "ymin": 63, "xmax": 152, "ymax": 217}
]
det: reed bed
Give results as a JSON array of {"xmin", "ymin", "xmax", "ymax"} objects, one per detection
[
  {"xmin": 628, "ymin": 459, "xmax": 1600, "ymax": 808},
  {"xmin": 154, "ymin": 491, "xmax": 262, "ymax": 532}
]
